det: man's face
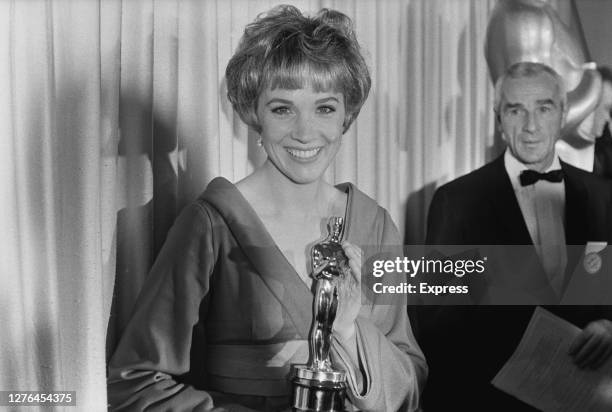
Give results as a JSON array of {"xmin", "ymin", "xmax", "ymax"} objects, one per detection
[
  {"xmin": 498, "ymin": 72, "xmax": 565, "ymax": 172},
  {"xmin": 592, "ymin": 81, "xmax": 612, "ymax": 138}
]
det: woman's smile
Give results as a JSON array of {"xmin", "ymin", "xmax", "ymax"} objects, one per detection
[
  {"xmin": 285, "ymin": 146, "xmax": 323, "ymax": 161},
  {"xmin": 256, "ymin": 86, "xmax": 345, "ymax": 184}
]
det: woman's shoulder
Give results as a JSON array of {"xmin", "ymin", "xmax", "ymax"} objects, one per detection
[
  {"xmin": 169, "ymin": 177, "xmax": 240, "ymax": 229},
  {"xmin": 189, "ymin": 176, "xmax": 264, "ymax": 231},
  {"xmin": 339, "ymin": 182, "xmax": 389, "ymax": 219},
  {"xmin": 193, "ymin": 176, "xmax": 245, "ymax": 213},
  {"xmin": 339, "ymin": 182, "xmax": 398, "ymax": 244},
  {"xmin": 199, "ymin": 176, "xmax": 236, "ymax": 201}
]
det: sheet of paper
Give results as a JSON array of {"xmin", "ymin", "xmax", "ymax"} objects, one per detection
[{"xmin": 492, "ymin": 307, "xmax": 612, "ymax": 412}]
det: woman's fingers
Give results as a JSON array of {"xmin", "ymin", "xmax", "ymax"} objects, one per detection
[
  {"xmin": 332, "ymin": 242, "xmax": 362, "ymax": 341},
  {"xmin": 342, "ymin": 241, "xmax": 362, "ymax": 260},
  {"xmin": 341, "ymin": 241, "xmax": 363, "ymax": 285}
]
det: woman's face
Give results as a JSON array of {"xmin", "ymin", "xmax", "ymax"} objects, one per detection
[{"xmin": 256, "ymin": 86, "xmax": 346, "ymax": 184}]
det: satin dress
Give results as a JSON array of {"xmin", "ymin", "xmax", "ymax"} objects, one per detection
[{"xmin": 108, "ymin": 177, "xmax": 427, "ymax": 412}]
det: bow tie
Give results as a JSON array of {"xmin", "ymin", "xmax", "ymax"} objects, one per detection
[{"xmin": 519, "ymin": 169, "xmax": 564, "ymax": 186}]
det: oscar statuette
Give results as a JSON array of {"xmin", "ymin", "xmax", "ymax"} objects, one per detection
[{"xmin": 291, "ymin": 217, "xmax": 349, "ymax": 412}]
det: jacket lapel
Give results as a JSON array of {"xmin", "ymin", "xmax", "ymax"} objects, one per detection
[
  {"xmin": 488, "ymin": 155, "xmax": 534, "ymax": 245},
  {"xmin": 562, "ymin": 161, "xmax": 588, "ymax": 245},
  {"xmin": 487, "ymin": 155, "xmax": 561, "ymax": 300},
  {"xmin": 560, "ymin": 162, "xmax": 589, "ymax": 292}
]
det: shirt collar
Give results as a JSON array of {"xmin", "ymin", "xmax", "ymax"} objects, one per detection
[{"xmin": 504, "ymin": 149, "xmax": 562, "ymax": 190}]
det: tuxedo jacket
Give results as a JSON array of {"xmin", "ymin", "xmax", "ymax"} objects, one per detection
[
  {"xmin": 426, "ymin": 154, "xmax": 612, "ymax": 246},
  {"xmin": 414, "ymin": 154, "xmax": 612, "ymax": 411},
  {"xmin": 594, "ymin": 128, "xmax": 612, "ymax": 179}
]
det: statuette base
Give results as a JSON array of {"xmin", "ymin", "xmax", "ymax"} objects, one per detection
[{"xmin": 291, "ymin": 365, "xmax": 346, "ymax": 412}]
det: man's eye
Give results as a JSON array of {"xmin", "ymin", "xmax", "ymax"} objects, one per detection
[
  {"xmin": 539, "ymin": 106, "xmax": 552, "ymax": 114},
  {"xmin": 317, "ymin": 106, "xmax": 336, "ymax": 114},
  {"xmin": 272, "ymin": 107, "xmax": 291, "ymax": 115},
  {"xmin": 507, "ymin": 108, "xmax": 522, "ymax": 116}
]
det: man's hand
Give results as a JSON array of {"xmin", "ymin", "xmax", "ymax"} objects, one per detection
[{"xmin": 568, "ymin": 319, "xmax": 612, "ymax": 369}]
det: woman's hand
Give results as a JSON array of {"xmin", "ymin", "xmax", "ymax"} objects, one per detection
[{"xmin": 332, "ymin": 241, "xmax": 363, "ymax": 343}]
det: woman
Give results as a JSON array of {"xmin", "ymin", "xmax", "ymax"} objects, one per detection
[{"xmin": 108, "ymin": 5, "xmax": 426, "ymax": 411}]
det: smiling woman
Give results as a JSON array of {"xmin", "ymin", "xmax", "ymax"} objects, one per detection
[
  {"xmin": 255, "ymin": 87, "xmax": 345, "ymax": 185},
  {"xmin": 107, "ymin": 5, "xmax": 427, "ymax": 412}
]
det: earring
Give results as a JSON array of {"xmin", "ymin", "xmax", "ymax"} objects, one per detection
[{"xmin": 257, "ymin": 136, "xmax": 263, "ymax": 147}]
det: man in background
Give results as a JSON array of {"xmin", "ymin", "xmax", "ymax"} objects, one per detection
[{"xmin": 416, "ymin": 62, "xmax": 612, "ymax": 411}]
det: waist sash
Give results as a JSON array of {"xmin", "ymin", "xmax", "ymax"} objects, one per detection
[{"xmin": 206, "ymin": 340, "xmax": 309, "ymax": 396}]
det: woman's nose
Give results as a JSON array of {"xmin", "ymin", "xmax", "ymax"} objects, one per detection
[{"xmin": 292, "ymin": 114, "xmax": 316, "ymax": 142}]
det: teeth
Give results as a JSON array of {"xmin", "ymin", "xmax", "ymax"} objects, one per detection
[{"xmin": 286, "ymin": 148, "xmax": 321, "ymax": 159}]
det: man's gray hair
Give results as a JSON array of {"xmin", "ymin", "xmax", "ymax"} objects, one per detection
[{"xmin": 493, "ymin": 62, "xmax": 567, "ymax": 114}]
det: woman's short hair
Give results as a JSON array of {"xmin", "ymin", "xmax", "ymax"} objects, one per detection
[
  {"xmin": 493, "ymin": 61, "xmax": 567, "ymax": 114},
  {"xmin": 226, "ymin": 5, "xmax": 371, "ymax": 133}
]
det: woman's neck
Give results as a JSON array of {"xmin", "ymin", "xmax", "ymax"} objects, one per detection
[{"xmin": 244, "ymin": 160, "xmax": 338, "ymax": 219}]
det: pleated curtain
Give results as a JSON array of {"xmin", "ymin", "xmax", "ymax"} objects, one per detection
[{"xmin": 1, "ymin": 0, "xmax": 497, "ymax": 409}]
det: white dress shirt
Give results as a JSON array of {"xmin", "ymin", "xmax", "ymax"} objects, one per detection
[{"xmin": 504, "ymin": 150, "xmax": 567, "ymax": 295}]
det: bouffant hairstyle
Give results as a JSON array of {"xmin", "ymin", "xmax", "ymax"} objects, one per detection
[{"xmin": 225, "ymin": 5, "xmax": 371, "ymax": 133}]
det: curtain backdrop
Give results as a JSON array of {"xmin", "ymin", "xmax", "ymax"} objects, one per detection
[{"xmin": 1, "ymin": 0, "xmax": 500, "ymax": 409}]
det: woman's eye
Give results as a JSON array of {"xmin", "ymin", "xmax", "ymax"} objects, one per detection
[
  {"xmin": 317, "ymin": 106, "xmax": 336, "ymax": 114},
  {"xmin": 271, "ymin": 106, "xmax": 291, "ymax": 115}
]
